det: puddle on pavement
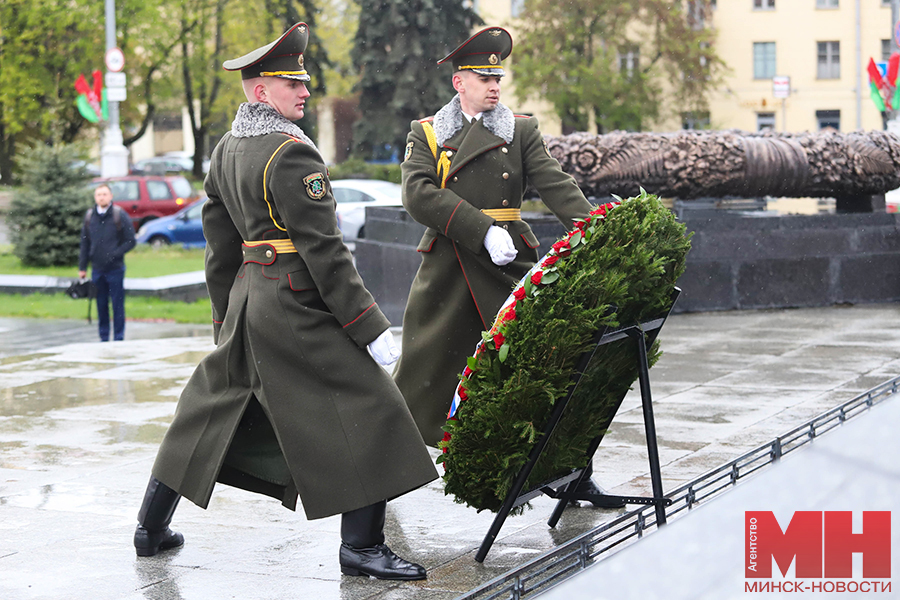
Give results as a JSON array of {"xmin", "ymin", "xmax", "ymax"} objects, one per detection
[
  {"xmin": 0, "ymin": 378, "xmax": 185, "ymax": 417},
  {"xmin": 0, "ymin": 354, "xmax": 55, "ymax": 367},
  {"xmin": 99, "ymin": 422, "xmax": 170, "ymax": 445},
  {"xmin": 162, "ymin": 351, "xmax": 212, "ymax": 364}
]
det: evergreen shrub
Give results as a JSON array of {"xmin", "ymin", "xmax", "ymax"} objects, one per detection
[
  {"xmin": 329, "ymin": 157, "xmax": 401, "ymax": 183},
  {"xmin": 438, "ymin": 191, "xmax": 692, "ymax": 513},
  {"xmin": 8, "ymin": 144, "xmax": 93, "ymax": 266}
]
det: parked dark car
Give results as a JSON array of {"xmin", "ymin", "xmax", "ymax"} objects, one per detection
[
  {"xmin": 90, "ymin": 175, "xmax": 200, "ymax": 230},
  {"xmin": 132, "ymin": 152, "xmax": 210, "ymax": 175},
  {"xmin": 136, "ymin": 198, "xmax": 207, "ymax": 248}
]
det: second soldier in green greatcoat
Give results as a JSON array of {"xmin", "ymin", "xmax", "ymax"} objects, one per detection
[
  {"xmin": 394, "ymin": 27, "xmax": 624, "ymax": 507},
  {"xmin": 132, "ymin": 23, "xmax": 438, "ymax": 581}
]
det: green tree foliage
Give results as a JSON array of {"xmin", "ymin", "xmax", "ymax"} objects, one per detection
[
  {"xmin": 117, "ymin": 0, "xmax": 187, "ymax": 149},
  {"xmin": 8, "ymin": 143, "xmax": 94, "ymax": 266},
  {"xmin": 0, "ymin": 0, "xmax": 104, "ymax": 183},
  {"xmin": 351, "ymin": 0, "xmax": 480, "ymax": 160},
  {"xmin": 513, "ymin": 0, "xmax": 723, "ymax": 133},
  {"xmin": 439, "ymin": 192, "xmax": 691, "ymax": 513}
]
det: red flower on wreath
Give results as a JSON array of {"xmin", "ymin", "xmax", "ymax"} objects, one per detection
[
  {"xmin": 513, "ymin": 287, "xmax": 526, "ymax": 301},
  {"xmin": 493, "ymin": 332, "xmax": 506, "ymax": 347},
  {"xmin": 531, "ymin": 271, "xmax": 544, "ymax": 286},
  {"xmin": 458, "ymin": 386, "xmax": 468, "ymax": 401},
  {"xmin": 463, "ymin": 365, "xmax": 472, "ymax": 378},
  {"xmin": 542, "ymin": 255, "xmax": 559, "ymax": 268},
  {"xmin": 552, "ymin": 238, "xmax": 571, "ymax": 257},
  {"xmin": 502, "ymin": 307, "xmax": 516, "ymax": 323},
  {"xmin": 574, "ymin": 220, "xmax": 587, "ymax": 231}
]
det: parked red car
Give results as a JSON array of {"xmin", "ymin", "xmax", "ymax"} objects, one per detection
[{"xmin": 90, "ymin": 175, "xmax": 200, "ymax": 230}]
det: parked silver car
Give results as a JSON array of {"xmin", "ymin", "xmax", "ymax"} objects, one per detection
[{"xmin": 331, "ymin": 179, "xmax": 403, "ymax": 242}]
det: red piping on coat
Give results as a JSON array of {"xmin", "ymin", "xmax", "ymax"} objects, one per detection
[
  {"xmin": 344, "ymin": 303, "xmax": 375, "ymax": 328},
  {"xmin": 452, "ymin": 241, "xmax": 487, "ymax": 329},
  {"xmin": 444, "ymin": 199, "xmax": 465, "ymax": 235},
  {"xmin": 417, "ymin": 237, "xmax": 437, "ymax": 253}
]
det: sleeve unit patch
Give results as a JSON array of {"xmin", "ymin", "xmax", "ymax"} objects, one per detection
[
  {"xmin": 303, "ymin": 172, "xmax": 327, "ymax": 199},
  {"xmin": 404, "ymin": 141, "xmax": 414, "ymax": 162}
]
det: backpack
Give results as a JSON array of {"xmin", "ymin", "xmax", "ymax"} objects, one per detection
[{"xmin": 84, "ymin": 204, "xmax": 125, "ymax": 239}]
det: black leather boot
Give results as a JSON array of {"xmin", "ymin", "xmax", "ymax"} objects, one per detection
[
  {"xmin": 339, "ymin": 500, "xmax": 426, "ymax": 581},
  {"xmin": 571, "ymin": 462, "xmax": 626, "ymax": 508},
  {"xmin": 134, "ymin": 476, "xmax": 184, "ymax": 557}
]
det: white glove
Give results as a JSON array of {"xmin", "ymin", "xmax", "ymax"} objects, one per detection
[
  {"xmin": 483, "ymin": 225, "xmax": 518, "ymax": 266},
  {"xmin": 367, "ymin": 329, "xmax": 400, "ymax": 366}
]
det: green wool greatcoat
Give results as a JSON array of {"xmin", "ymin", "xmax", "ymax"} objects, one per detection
[
  {"xmin": 393, "ymin": 99, "xmax": 591, "ymax": 446},
  {"xmin": 152, "ymin": 103, "xmax": 437, "ymax": 520}
]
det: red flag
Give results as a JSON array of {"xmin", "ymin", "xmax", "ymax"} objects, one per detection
[
  {"xmin": 889, "ymin": 53, "xmax": 900, "ymax": 86},
  {"xmin": 74, "ymin": 73, "xmax": 91, "ymax": 97},
  {"xmin": 91, "ymin": 70, "xmax": 103, "ymax": 102},
  {"xmin": 868, "ymin": 58, "xmax": 886, "ymax": 90}
]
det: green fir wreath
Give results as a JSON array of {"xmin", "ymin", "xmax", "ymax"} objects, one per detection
[{"xmin": 437, "ymin": 191, "xmax": 692, "ymax": 514}]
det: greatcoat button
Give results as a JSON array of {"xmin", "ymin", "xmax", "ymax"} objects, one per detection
[
  {"xmin": 501, "ymin": 147, "xmax": 508, "ymax": 153},
  {"xmin": 502, "ymin": 172, "xmax": 509, "ymax": 179},
  {"xmin": 446, "ymin": 151, "xmax": 453, "ymax": 157},
  {"xmin": 502, "ymin": 199, "xmax": 509, "ymax": 206},
  {"xmin": 266, "ymin": 250, "xmax": 273, "ymax": 258},
  {"xmin": 502, "ymin": 224, "xmax": 509, "ymax": 230},
  {"xmin": 453, "ymin": 176, "xmax": 458, "ymax": 182}
]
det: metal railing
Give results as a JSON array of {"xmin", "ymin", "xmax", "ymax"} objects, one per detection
[{"xmin": 454, "ymin": 374, "xmax": 900, "ymax": 600}]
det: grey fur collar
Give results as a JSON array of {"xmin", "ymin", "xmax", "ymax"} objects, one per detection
[
  {"xmin": 231, "ymin": 102, "xmax": 318, "ymax": 151},
  {"xmin": 432, "ymin": 94, "xmax": 515, "ymax": 147}
]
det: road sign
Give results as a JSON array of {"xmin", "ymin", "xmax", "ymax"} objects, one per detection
[
  {"xmin": 105, "ymin": 47, "xmax": 125, "ymax": 73},
  {"xmin": 772, "ymin": 76, "xmax": 790, "ymax": 99},
  {"xmin": 105, "ymin": 72, "xmax": 126, "ymax": 88},
  {"xmin": 107, "ymin": 87, "xmax": 127, "ymax": 102}
]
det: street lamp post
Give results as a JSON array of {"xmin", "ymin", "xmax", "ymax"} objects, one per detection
[{"xmin": 100, "ymin": 0, "xmax": 129, "ymax": 178}]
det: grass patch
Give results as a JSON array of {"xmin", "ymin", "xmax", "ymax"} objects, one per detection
[
  {"xmin": 0, "ymin": 244, "xmax": 204, "ymax": 277},
  {"xmin": 1, "ymin": 292, "xmax": 212, "ymax": 323}
]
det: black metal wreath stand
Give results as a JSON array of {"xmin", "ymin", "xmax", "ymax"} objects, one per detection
[{"xmin": 474, "ymin": 288, "xmax": 680, "ymax": 563}]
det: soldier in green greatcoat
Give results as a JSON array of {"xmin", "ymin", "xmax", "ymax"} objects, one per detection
[
  {"xmin": 132, "ymin": 23, "xmax": 437, "ymax": 581},
  {"xmin": 394, "ymin": 27, "xmax": 622, "ymax": 506}
]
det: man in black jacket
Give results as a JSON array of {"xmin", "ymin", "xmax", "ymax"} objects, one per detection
[{"xmin": 78, "ymin": 183, "xmax": 136, "ymax": 341}]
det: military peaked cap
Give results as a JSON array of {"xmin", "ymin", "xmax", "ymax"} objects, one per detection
[
  {"xmin": 223, "ymin": 23, "xmax": 311, "ymax": 81},
  {"xmin": 438, "ymin": 27, "xmax": 512, "ymax": 77}
]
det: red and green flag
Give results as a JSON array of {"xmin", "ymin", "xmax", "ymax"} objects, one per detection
[
  {"xmin": 889, "ymin": 53, "xmax": 900, "ymax": 110},
  {"xmin": 74, "ymin": 70, "xmax": 107, "ymax": 123},
  {"xmin": 868, "ymin": 58, "xmax": 887, "ymax": 112}
]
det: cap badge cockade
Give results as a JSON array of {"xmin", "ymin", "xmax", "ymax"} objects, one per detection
[
  {"xmin": 490, "ymin": 29, "xmax": 501, "ymax": 36},
  {"xmin": 298, "ymin": 55, "xmax": 304, "ymax": 68},
  {"xmin": 489, "ymin": 54, "xmax": 498, "ymax": 65}
]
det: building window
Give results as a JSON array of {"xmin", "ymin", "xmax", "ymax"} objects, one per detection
[
  {"xmin": 511, "ymin": 0, "xmax": 524, "ymax": 17},
  {"xmin": 816, "ymin": 110, "xmax": 840, "ymax": 131},
  {"xmin": 619, "ymin": 45, "xmax": 640, "ymax": 78},
  {"xmin": 816, "ymin": 0, "xmax": 838, "ymax": 7},
  {"xmin": 754, "ymin": 0, "xmax": 775, "ymax": 9},
  {"xmin": 753, "ymin": 42, "xmax": 776, "ymax": 79},
  {"xmin": 817, "ymin": 41, "xmax": 840, "ymax": 79},
  {"xmin": 757, "ymin": 113, "xmax": 776, "ymax": 131},
  {"xmin": 884, "ymin": 39, "xmax": 893, "ymax": 62},
  {"xmin": 683, "ymin": 112, "xmax": 711, "ymax": 130},
  {"xmin": 687, "ymin": 0, "xmax": 706, "ymax": 28}
]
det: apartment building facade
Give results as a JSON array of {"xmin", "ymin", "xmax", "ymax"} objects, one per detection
[
  {"xmin": 708, "ymin": 0, "xmax": 895, "ymax": 133},
  {"xmin": 476, "ymin": 0, "xmax": 896, "ymax": 134}
]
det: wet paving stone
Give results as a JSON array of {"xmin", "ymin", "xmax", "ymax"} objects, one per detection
[{"xmin": 0, "ymin": 306, "xmax": 898, "ymax": 599}]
